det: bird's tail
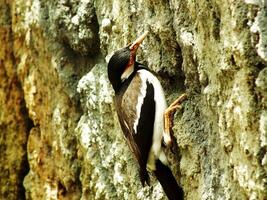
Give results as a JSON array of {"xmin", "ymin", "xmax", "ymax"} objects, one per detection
[
  {"xmin": 139, "ymin": 167, "xmax": 150, "ymax": 186},
  {"xmin": 154, "ymin": 160, "xmax": 184, "ymax": 200}
]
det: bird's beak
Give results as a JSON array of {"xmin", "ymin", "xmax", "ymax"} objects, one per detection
[{"xmin": 129, "ymin": 31, "xmax": 148, "ymax": 52}]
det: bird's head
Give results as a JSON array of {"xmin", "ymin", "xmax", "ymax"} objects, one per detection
[{"xmin": 108, "ymin": 31, "xmax": 148, "ymax": 92}]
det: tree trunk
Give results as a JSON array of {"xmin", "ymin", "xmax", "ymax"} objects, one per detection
[{"xmin": 0, "ymin": 0, "xmax": 266, "ymax": 199}]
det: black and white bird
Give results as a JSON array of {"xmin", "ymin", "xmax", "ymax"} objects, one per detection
[{"xmin": 107, "ymin": 31, "xmax": 185, "ymax": 200}]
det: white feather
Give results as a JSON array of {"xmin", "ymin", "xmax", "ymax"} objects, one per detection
[
  {"xmin": 133, "ymin": 73, "xmax": 148, "ymax": 133},
  {"xmin": 121, "ymin": 65, "xmax": 134, "ymax": 81},
  {"xmin": 134, "ymin": 69, "xmax": 168, "ymax": 170}
]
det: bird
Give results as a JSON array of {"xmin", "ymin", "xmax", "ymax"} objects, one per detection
[{"xmin": 107, "ymin": 31, "xmax": 186, "ymax": 200}]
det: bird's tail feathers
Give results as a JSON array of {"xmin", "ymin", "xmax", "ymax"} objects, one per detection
[
  {"xmin": 154, "ymin": 160, "xmax": 184, "ymax": 200},
  {"xmin": 139, "ymin": 168, "xmax": 150, "ymax": 187}
]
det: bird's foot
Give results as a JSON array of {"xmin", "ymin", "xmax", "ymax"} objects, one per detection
[{"xmin": 163, "ymin": 93, "xmax": 187, "ymax": 148}]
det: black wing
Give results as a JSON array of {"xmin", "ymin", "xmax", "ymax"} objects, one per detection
[{"xmin": 115, "ymin": 71, "xmax": 155, "ymax": 185}]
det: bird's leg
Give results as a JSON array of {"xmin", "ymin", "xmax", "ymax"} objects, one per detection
[{"xmin": 163, "ymin": 94, "xmax": 187, "ymax": 148}]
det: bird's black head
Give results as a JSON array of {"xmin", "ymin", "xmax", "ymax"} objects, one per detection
[
  {"xmin": 108, "ymin": 31, "xmax": 148, "ymax": 93},
  {"xmin": 108, "ymin": 46, "xmax": 131, "ymax": 93}
]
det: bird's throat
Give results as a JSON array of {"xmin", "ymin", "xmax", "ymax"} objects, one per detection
[{"xmin": 121, "ymin": 64, "xmax": 134, "ymax": 81}]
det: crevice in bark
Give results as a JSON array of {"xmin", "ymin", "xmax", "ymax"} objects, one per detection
[
  {"xmin": 1, "ymin": 2, "xmax": 33, "ymax": 198},
  {"xmin": 16, "ymin": 80, "xmax": 34, "ymax": 200}
]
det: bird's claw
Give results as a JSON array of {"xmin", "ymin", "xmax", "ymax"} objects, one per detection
[{"xmin": 163, "ymin": 93, "xmax": 187, "ymax": 153}]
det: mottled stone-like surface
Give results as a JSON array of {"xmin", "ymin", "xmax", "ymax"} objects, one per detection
[{"xmin": 0, "ymin": 0, "xmax": 266, "ymax": 199}]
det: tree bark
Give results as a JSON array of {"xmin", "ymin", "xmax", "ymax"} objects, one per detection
[{"xmin": 0, "ymin": 0, "xmax": 266, "ymax": 199}]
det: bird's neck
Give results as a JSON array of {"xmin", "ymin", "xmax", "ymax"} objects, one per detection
[
  {"xmin": 121, "ymin": 64, "xmax": 134, "ymax": 81},
  {"xmin": 113, "ymin": 62, "xmax": 149, "ymax": 94},
  {"xmin": 114, "ymin": 64, "xmax": 139, "ymax": 94}
]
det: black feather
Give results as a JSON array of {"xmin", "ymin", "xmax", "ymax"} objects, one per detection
[
  {"xmin": 154, "ymin": 160, "xmax": 184, "ymax": 200},
  {"xmin": 108, "ymin": 47, "xmax": 131, "ymax": 92},
  {"xmin": 134, "ymin": 81, "xmax": 155, "ymax": 185}
]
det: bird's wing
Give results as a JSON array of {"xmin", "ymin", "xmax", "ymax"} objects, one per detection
[{"xmin": 115, "ymin": 70, "xmax": 156, "ymax": 183}]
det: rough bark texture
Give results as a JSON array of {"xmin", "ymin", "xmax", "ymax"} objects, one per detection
[{"xmin": 0, "ymin": 0, "xmax": 266, "ymax": 199}]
